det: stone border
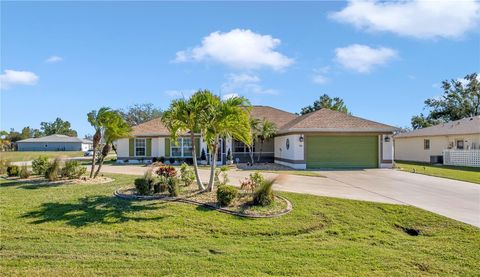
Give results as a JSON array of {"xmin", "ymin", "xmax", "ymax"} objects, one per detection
[{"xmin": 114, "ymin": 188, "xmax": 293, "ymax": 218}]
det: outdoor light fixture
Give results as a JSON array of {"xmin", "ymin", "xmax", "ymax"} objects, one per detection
[
  {"xmin": 299, "ymin": 135, "xmax": 304, "ymax": 142},
  {"xmin": 384, "ymin": 136, "xmax": 390, "ymax": 142}
]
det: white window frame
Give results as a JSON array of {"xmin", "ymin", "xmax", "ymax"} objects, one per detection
[
  {"xmin": 135, "ymin": 138, "xmax": 146, "ymax": 157},
  {"xmin": 170, "ymin": 137, "xmax": 193, "ymax": 157}
]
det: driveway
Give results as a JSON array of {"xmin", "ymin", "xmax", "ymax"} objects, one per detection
[{"xmin": 97, "ymin": 165, "xmax": 480, "ymax": 227}]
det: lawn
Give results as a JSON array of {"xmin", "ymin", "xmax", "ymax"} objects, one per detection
[
  {"xmin": 1, "ymin": 151, "xmax": 85, "ymax": 162},
  {"xmin": 395, "ymin": 161, "xmax": 480, "ymax": 184},
  {"xmin": 0, "ymin": 174, "xmax": 479, "ymax": 275}
]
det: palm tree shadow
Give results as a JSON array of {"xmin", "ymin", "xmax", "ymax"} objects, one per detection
[{"xmin": 22, "ymin": 196, "xmax": 169, "ymax": 227}]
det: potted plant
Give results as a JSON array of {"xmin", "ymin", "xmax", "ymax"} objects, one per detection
[
  {"xmin": 200, "ymin": 148, "xmax": 208, "ymax": 165},
  {"xmin": 226, "ymin": 148, "xmax": 233, "ymax": 165}
]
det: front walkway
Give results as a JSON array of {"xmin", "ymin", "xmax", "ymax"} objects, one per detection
[{"xmin": 95, "ymin": 164, "xmax": 480, "ymax": 227}]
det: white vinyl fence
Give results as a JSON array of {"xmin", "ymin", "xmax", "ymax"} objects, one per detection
[{"xmin": 443, "ymin": 150, "xmax": 480, "ymax": 167}]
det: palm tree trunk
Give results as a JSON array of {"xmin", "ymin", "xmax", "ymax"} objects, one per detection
[
  {"xmin": 190, "ymin": 133, "xmax": 205, "ymax": 190},
  {"xmin": 207, "ymin": 138, "xmax": 218, "ymax": 192},
  {"xmin": 248, "ymin": 145, "xmax": 254, "ymax": 164},
  {"xmin": 89, "ymin": 131, "xmax": 100, "ymax": 178},
  {"xmin": 94, "ymin": 143, "xmax": 110, "ymax": 178},
  {"xmin": 257, "ymin": 139, "xmax": 264, "ymax": 162}
]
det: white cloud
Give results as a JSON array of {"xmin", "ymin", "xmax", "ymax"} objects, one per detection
[
  {"xmin": 175, "ymin": 29, "xmax": 293, "ymax": 70},
  {"xmin": 0, "ymin": 69, "xmax": 39, "ymax": 90},
  {"xmin": 222, "ymin": 93, "xmax": 239, "ymax": 100},
  {"xmin": 221, "ymin": 73, "xmax": 278, "ymax": 95},
  {"xmin": 335, "ymin": 44, "xmax": 397, "ymax": 73},
  {"xmin": 164, "ymin": 89, "xmax": 195, "ymax": 98},
  {"xmin": 330, "ymin": 0, "xmax": 480, "ymax": 39},
  {"xmin": 312, "ymin": 66, "xmax": 330, "ymax": 84},
  {"xmin": 45, "ymin": 55, "xmax": 63, "ymax": 63}
]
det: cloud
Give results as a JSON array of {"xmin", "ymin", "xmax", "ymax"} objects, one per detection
[
  {"xmin": 164, "ymin": 89, "xmax": 195, "ymax": 98},
  {"xmin": 312, "ymin": 67, "xmax": 330, "ymax": 84},
  {"xmin": 330, "ymin": 0, "xmax": 480, "ymax": 39},
  {"xmin": 175, "ymin": 29, "xmax": 293, "ymax": 70},
  {"xmin": 222, "ymin": 93, "xmax": 239, "ymax": 100},
  {"xmin": 0, "ymin": 69, "xmax": 39, "ymax": 90},
  {"xmin": 45, "ymin": 55, "xmax": 63, "ymax": 63},
  {"xmin": 221, "ymin": 73, "xmax": 278, "ymax": 95},
  {"xmin": 335, "ymin": 44, "xmax": 397, "ymax": 73}
]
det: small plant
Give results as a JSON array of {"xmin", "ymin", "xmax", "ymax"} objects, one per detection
[
  {"xmin": 167, "ymin": 177, "xmax": 179, "ymax": 197},
  {"xmin": 6, "ymin": 165, "xmax": 20, "ymax": 177},
  {"xmin": 152, "ymin": 157, "xmax": 158, "ymax": 163},
  {"xmin": 45, "ymin": 159, "xmax": 61, "ymax": 181},
  {"xmin": 32, "ymin": 156, "xmax": 50, "ymax": 175},
  {"xmin": 214, "ymin": 165, "xmax": 230, "ymax": 186},
  {"xmin": 200, "ymin": 148, "xmax": 206, "ymax": 161},
  {"xmin": 0, "ymin": 160, "xmax": 11, "ymax": 175},
  {"xmin": 240, "ymin": 177, "xmax": 256, "ymax": 193},
  {"xmin": 253, "ymin": 178, "xmax": 275, "ymax": 206},
  {"xmin": 168, "ymin": 157, "xmax": 175, "ymax": 164},
  {"xmin": 61, "ymin": 160, "xmax": 87, "ymax": 179},
  {"xmin": 159, "ymin": 156, "xmax": 165, "ymax": 163},
  {"xmin": 217, "ymin": 185, "xmax": 238, "ymax": 206},
  {"xmin": 156, "ymin": 165, "xmax": 177, "ymax": 178},
  {"xmin": 19, "ymin": 165, "xmax": 30, "ymax": 179},
  {"xmin": 226, "ymin": 148, "xmax": 232, "ymax": 161},
  {"xmin": 180, "ymin": 163, "xmax": 195, "ymax": 187},
  {"xmin": 249, "ymin": 172, "xmax": 265, "ymax": 187},
  {"xmin": 134, "ymin": 178, "xmax": 151, "ymax": 195}
]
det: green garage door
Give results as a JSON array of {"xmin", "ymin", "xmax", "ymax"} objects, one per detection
[{"xmin": 306, "ymin": 136, "xmax": 378, "ymax": 169}]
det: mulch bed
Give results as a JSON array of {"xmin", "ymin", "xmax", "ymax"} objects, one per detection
[{"xmin": 1, "ymin": 175, "xmax": 114, "ymax": 185}]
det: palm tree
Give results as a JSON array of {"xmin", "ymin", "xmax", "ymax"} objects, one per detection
[
  {"xmin": 94, "ymin": 112, "xmax": 131, "ymax": 178},
  {"xmin": 202, "ymin": 95, "xmax": 252, "ymax": 192},
  {"xmin": 247, "ymin": 118, "xmax": 260, "ymax": 164},
  {"xmin": 257, "ymin": 119, "xmax": 277, "ymax": 162},
  {"xmin": 87, "ymin": 107, "xmax": 111, "ymax": 178},
  {"xmin": 162, "ymin": 90, "xmax": 211, "ymax": 190}
]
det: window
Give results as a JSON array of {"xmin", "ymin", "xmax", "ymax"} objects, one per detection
[
  {"xmin": 233, "ymin": 140, "xmax": 254, "ymax": 152},
  {"xmin": 171, "ymin": 138, "xmax": 193, "ymax": 157},
  {"xmin": 423, "ymin": 139, "xmax": 430, "ymax": 150},
  {"xmin": 456, "ymin": 140, "xmax": 464, "ymax": 150},
  {"xmin": 135, "ymin": 138, "xmax": 146, "ymax": 156}
]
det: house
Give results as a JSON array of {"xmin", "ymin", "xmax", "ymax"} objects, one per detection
[
  {"xmin": 115, "ymin": 106, "xmax": 396, "ymax": 169},
  {"xmin": 17, "ymin": 134, "xmax": 93, "ymax": 152},
  {"xmin": 394, "ymin": 116, "xmax": 480, "ymax": 164}
]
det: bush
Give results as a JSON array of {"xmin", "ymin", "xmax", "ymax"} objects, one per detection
[
  {"xmin": 32, "ymin": 156, "xmax": 49, "ymax": 175},
  {"xmin": 156, "ymin": 165, "xmax": 177, "ymax": 178},
  {"xmin": 61, "ymin": 160, "xmax": 86, "ymax": 179},
  {"xmin": 240, "ymin": 177, "xmax": 255, "ymax": 193},
  {"xmin": 159, "ymin": 156, "xmax": 165, "ymax": 163},
  {"xmin": 214, "ymin": 165, "xmax": 230, "ymax": 186},
  {"xmin": 200, "ymin": 148, "xmax": 206, "ymax": 161},
  {"xmin": 184, "ymin": 157, "xmax": 193, "ymax": 165},
  {"xmin": 7, "ymin": 165, "xmax": 19, "ymax": 177},
  {"xmin": 217, "ymin": 185, "xmax": 238, "ymax": 206},
  {"xmin": 167, "ymin": 177, "xmax": 179, "ymax": 197},
  {"xmin": 19, "ymin": 165, "xmax": 30, "ymax": 179},
  {"xmin": 250, "ymin": 172, "xmax": 264, "ymax": 187},
  {"xmin": 180, "ymin": 163, "xmax": 195, "ymax": 187},
  {"xmin": 152, "ymin": 157, "xmax": 158, "ymax": 163},
  {"xmin": 168, "ymin": 157, "xmax": 175, "ymax": 164},
  {"xmin": 0, "ymin": 160, "xmax": 11, "ymax": 175},
  {"xmin": 134, "ymin": 178, "xmax": 151, "ymax": 195},
  {"xmin": 253, "ymin": 179, "xmax": 275, "ymax": 206},
  {"xmin": 45, "ymin": 159, "xmax": 61, "ymax": 181},
  {"xmin": 226, "ymin": 148, "xmax": 232, "ymax": 161}
]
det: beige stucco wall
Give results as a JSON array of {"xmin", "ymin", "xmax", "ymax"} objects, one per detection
[{"xmin": 394, "ymin": 134, "xmax": 480, "ymax": 163}]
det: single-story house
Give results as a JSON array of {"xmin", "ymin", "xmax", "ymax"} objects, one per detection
[
  {"xmin": 115, "ymin": 106, "xmax": 396, "ymax": 169},
  {"xmin": 394, "ymin": 116, "xmax": 480, "ymax": 163},
  {"xmin": 17, "ymin": 134, "xmax": 93, "ymax": 152}
]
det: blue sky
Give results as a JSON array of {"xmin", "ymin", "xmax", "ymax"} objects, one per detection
[{"xmin": 1, "ymin": 1, "xmax": 479, "ymax": 137}]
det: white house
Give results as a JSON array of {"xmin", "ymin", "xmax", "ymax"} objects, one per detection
[
  {"xmin": 394, "ymin": 116, "xmax": 480, "ymax": 166},
  {"xmin": 17, "ymin": 134, "xmax": 93, "ymax": 152},
  {"xmin": 115, "ymin": 106, "xmax": 396, "ymax": 169}
]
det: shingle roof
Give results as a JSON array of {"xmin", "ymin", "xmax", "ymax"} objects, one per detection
[
  {"xmin": 17, "ymin": 134, "xmax": 92, "ymax": 144},
  {"xmin": 395, "ymin": 116, "xmax": 480, "ymax": 138},
  {"xmin": 131, "ymin": 118, "xmax": 171, "ymax": 136},
  {"xmin": 279, "ymin": 109, "xmax": 396, "ymax": 134}
]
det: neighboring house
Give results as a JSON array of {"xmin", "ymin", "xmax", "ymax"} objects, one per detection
[
  {"xmin": 115, "ymin": 106, "xmax": 396, "ymax": 169},
  {"xmin": 17, "ymin": 134, "xmax": 93, "ymax": 152},
  {"xmin": 394, "ymin": 116, "xmax": 480, "ymax": 164}
]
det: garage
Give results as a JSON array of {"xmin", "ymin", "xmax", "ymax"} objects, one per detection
[{"xmin": 306, "ymin": 135, "xmax": 378, "ymax": 168}]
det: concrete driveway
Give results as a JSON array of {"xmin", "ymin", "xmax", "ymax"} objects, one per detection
[{"xmin": 97, "ymin": 165, "xmax": 480, "ymax": 227}]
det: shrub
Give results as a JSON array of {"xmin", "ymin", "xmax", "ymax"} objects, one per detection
[
  {"xmin": 249, "ymin": 172, "xmax": 264, "ymax": 187},
  {"xmin": 253, "ymin": 178, "xmax": 275, "ymax": 206},
  {"xmin": 32, "ymin": 156, "xmax": 50, "ymax": 175},
  {"xmin": 240, "ymin": 177, "xmax": 256, "ymax": 193},
  {"xmin": 168, "ymin": 157, "xmax": 175, "ymax": 164},
  {"xmin": 217, "ymin": 185, "xmax": 238, "ymax": 206},
  {"xmin": 156, "ymin": 165, "xmax": 177, "ymax": 178},
  {"xmin": 200, "ymin": 148, "xmax": 206, "ymax": 161},
  {"xmin": 134, "ymin": 178, "xmax": 151, "ymax": 195},
  {"xmin": 214, "ymin": 165, "xmax": 230, "ymax": 186},
  {"xmin": 180, "ymin": 163, "xmax": 195, "ymax": 187},
  {"xmin": 144, "ymin": 168, "xmax": 155, "ymax": 185},
  {"xmin": 152, "ymin": 157, "xmax": 158, "ymax": 163},
  {"xmin": 19, "ymin": 165, "xmax": 30, "ymax": 179},
  {"xmin": 167, "ymin": 177, "xmax": 179, "ymax": 197},
  {"xmin": 226, "ymin": 148, "xmax": 232, "ymax": 161},
  {"xmin": 184, "ymin": 158, "xmax": 193, "ymax": 165},
  {"xmin": 61, "ymin": 160, "xmax": 86, "ymax": 179},
  {"xmin": 45, "ymin": 159, "xmax": 61, "ymax": 181},
  {"xmin": 0, "ymin": 160, "xmax": 11, "ymax": 175},
  {"xmin": 159, "ymin": 156, "xmax": 165, "ymax": 163},
  {"xmin": 7, "ymin": 165, "xmax": 19, "ymax": 177}
]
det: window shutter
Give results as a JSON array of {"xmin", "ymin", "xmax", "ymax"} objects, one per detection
[
  {"xmin": 129, "ymin": 138, "xmax": 134, "ymax": 157},
  {"xmin": 146, "ymin": 138, "xmax": 152, "ymax": 157},
  {"xmin": 165, "ymin": 138, "xmax": 170, "ymax": 157},
  {"xmin": 195, "ymin": 138, "xmax": 200, "ymax": 157}
]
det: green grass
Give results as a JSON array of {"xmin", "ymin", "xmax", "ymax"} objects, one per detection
[
  {"xmin": 1, "ymin": 174, "xmax": 478, "ymax": 275},
  {"xmin": 0, "ymin": 151, "xmax": 85, "ymax": 162},
  {"xmin": 395, "ymin": 161, "xmax": 480, "ymax": 184}
]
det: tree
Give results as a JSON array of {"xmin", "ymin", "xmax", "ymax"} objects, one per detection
[
  {"xmin": 118, "ymin": 103, "xmax": 162, "ymax": 126},
  {"xmin": 201, "ymin": 94, "xmax": 252, "ymax": 192},
  {"xmin": 247, "ymin": 118, "xmax": 261, "ymax": 165},
  {"xmin": 300, "ymin": 94, "xmax": 350, "ymax": 115},
  {"xmin": 256, "ymin": 119, "xmax": 277, "ymax": 162},
  {"xmin": 87, "ymin": 108, "xmax": 112, "ymax": 178},
  {"xmin": 40, "ymin": 118, "xmax": 78, "ymax": 137},
  {"xmin": 162, "ymin": 91, "xmax": 210, "ymax": 190},
  {"xmin": 21, "ymin": 127, "xmax": 42, "ymax": 139},
  {"xmin": 411, "ymin": 73, "xmax": 479, "ymax": 129}
]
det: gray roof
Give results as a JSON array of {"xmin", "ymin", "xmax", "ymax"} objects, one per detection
[
  {"xmin": 395, "ymin": 116, "xmax": 480, "ymax": 138},
  {"xmin": 17, "ymin": 134, "xmax": 93, "ymax": 144}
]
